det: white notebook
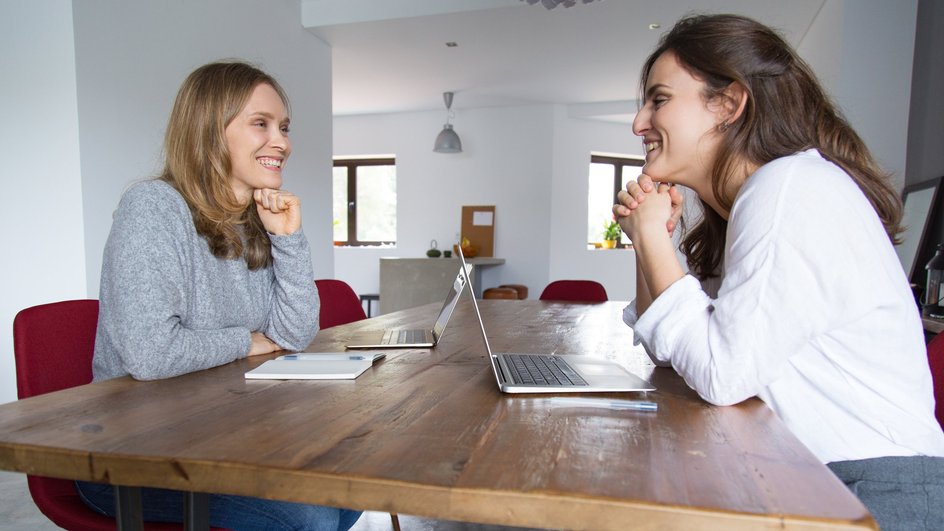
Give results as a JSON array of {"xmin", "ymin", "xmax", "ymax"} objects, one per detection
[{"xmin": 244, "ymin": 353, "xmax": 384, "ymax": 380}]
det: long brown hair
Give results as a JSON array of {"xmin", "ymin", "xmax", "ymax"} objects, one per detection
[
  {"xmin": 160, "ymin": 60, "xmax": 290, "ymax": 270},
  {"xmin": 641, "ymin": 14, "xmax": 903, "ymax": 279}
]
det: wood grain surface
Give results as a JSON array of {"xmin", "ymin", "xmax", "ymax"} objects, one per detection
[{"xmin": 0, "ymin": 300, "xmax": 876, "ymax": 530}]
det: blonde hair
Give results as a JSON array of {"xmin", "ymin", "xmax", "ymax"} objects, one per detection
[{"xmin": 160, "ymin": 60, "xmax": 290, "ymax": 270}]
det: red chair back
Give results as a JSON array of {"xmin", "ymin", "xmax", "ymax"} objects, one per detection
[
  {"xmin": 539, "ymin": 280, "xmax": 608, "ymax": 302},
  {"xmin": 928, "ymin": 332, "xmax": 944, "ymax": 430},
  {"xmin": 315, "ymin": 279, "xmax": 368, "ymax": 329},
  {"xmin": 13, "ymin": 299, "xmax": 223, "ymax": 531},
  {"xmin": 14, "ymin": 299, "xmax": 99, "ymax": 399}
]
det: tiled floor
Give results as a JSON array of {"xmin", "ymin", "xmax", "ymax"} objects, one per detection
[
  {"xmin": 0, "ymin": 471, "xmax": 545, "ymax": 531},
  {"xmin": 0, "ymin": 471, "xmax": 58, "ymax": 531}
]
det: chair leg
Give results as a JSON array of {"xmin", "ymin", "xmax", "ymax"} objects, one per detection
[{"xmin": 390, "ymin": 512, "xmax": 401, "ymax": 531}]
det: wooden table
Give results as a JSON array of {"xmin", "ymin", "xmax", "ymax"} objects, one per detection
[{"xmin": 0, "ymin": 300, "xmax": 875, "ymax": 530}]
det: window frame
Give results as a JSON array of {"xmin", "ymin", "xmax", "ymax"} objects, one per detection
[
  {"xmin": 589, "ymin": 154, "xmax": 645, "ymax": 249},
  {"xmin": 333, "ymin": 157, "xmax": 396, "ymax": 247}
]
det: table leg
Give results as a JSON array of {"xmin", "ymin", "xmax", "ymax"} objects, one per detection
[
  {"xmin": 184, "ymin": 491, "xmax": 211, "ymax": 530},
  {"xmin": 112, "ymin": 486, "xmax": 210, "ymax": 531},
  {"xmin": 114, "ymin": 485, "xmax": 144, "ymax": 531},
  {"xmin": 359, "ymin": 294, "xmax": 380, "ymax": 317}
]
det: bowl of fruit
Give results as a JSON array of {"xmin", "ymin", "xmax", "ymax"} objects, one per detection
[{"xmin": 453, "ymin": 237, "xmax": 477, "ymax": 258}]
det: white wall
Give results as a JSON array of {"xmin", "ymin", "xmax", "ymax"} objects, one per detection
[
  {"xmin": 837, "ymin": 0, "xmax": 917, "ymax": 188},
  {"xmin": 334, "ymin": 105, "xmax": 555, "ymax": 300},
  {"xmin": 0, "ymin": 1, "xmax": 87, "ymax": 404},
  {"xmin": 335, "ymin": 0, "xmax": 920, "ymax": 308},
  {"xmin": 334, "ymin": 104, "xmax": 643, "ymax": 303},
  {"xmin": 549, "ymin": 107, "xmax": 642, "ymax": 301},
  {"xmin": 797, "ymin": 0, "xmax": 843, "ymax": 99},
  {"xmin": 74, "ymin": 0, "xmax": 336, "ymax": 294},
  {"xmin": 0, "ymin": 0, "xmax": 921, "ymax": 404},
  {"xmin": 0, "ymin": 0, "xmax": 333, "ymax": 405},
  {"xmin": 906, "ymin": 0, "xmax": 944, "ymax": 186},
  {"xmin": 800, "ymin": 0, "xmax": 918, "ymax": 189}
]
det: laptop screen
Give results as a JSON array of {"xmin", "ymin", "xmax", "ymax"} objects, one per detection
[{"xmin": 432, "ymin": 265, "xmax": 470, "ymax": 340}]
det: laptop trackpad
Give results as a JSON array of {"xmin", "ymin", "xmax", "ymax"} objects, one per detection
[
  {"xmin": 567, "ymin": 358, "xmax": 649, "ymax": 388},
  {"xmin": 570, "ymin": 359, "xmax": 617, "ymax": 375}
]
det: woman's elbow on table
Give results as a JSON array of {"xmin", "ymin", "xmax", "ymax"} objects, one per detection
[
  {"xmin": 122, "ymin": 356, "xmax": 178, "ymax": 381},
  {"xmin": 693, "ymin": 381, "xmax": 757, "ymax": 407},
  {"xmin": 267, "ymin": 319, "xmax": 319, "ymax": 352}
]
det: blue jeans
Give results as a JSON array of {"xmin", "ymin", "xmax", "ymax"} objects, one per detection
[{"xmin": 76, "ymin": 481, "xmax": 361, "ymax": 531}]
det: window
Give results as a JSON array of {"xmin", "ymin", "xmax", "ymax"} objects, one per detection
[
  {"xmin": 333, "ymin": 157, "xmax": 397, "ymax": 246},
  {"xmin": 586, "ymin": 153, "xmax": 644, "ymax": 248}
]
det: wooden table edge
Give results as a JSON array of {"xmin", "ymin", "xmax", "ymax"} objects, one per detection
[{"xmin": 1, "ymin": 446, "xmax": 876, "ymax": 531}]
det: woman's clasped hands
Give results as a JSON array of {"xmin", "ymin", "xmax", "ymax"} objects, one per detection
[{"xmin": 613, "ymin": 174, "xmax": 684, "ymax": 244}]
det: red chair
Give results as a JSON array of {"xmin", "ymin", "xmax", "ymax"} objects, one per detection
[
  {"xmin": 315, "ymin": 279, "xmax": 368, "ymax": 329},
  {"xmin": 539, "ymin": 280, "xmax": 608, "ymax": 302},
  {"xmin": 314, "ymin": 280, "xmax": 402, "ymax": 528},
  {"xmin": 13, "ymin": 299, "xmax": 226, "ymax": 531},
  {"xmin": 928, "ymin": 332, "xmax": 944, "ymax": 430}
]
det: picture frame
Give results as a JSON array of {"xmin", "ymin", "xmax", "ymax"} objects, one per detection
[{"xmin": 897, "ymin": 177, "xmax": 942, "ymax": 282}]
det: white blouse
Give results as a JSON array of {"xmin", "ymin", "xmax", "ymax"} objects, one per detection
[{"xmin": 624, "ymin": 149, "xmax": 944, "ymax": 463}]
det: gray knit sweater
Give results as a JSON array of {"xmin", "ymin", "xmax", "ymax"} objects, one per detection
[{"xmin": 92, "ymin": 180, "xmax": 319, "ymax": 381}]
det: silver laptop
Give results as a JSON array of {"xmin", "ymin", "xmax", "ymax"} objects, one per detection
[
  {"xmin": 346, "ymin": 265, "xmax": 471, "ymax": 349},
  {"xmin": 457, "ymin": 248, "xmax": 654, "ymax": 394}
]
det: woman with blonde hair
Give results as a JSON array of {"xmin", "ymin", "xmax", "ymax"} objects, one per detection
[
  {"xmin": 616, "ymin": 14, "xmax": 944, "ymax": 529},
  {"xmin": 78, "ymin": 60, "xmax": 361, "ymax": 530}
]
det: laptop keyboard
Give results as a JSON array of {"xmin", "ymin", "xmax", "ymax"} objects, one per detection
[
  {"xmin": 503, "ymin": 354, "xmax": 588, "ymax": 386},
  {"xmin": 388, "ymin": 329, "xmax": 428, "ymax": 344}
]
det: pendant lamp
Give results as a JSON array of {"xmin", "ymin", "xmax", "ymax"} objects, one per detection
[
  {"xmin": 433, "ymin": 92, "xmax": 462, "ymax": 153},
  {"xmin": 521, "ymin": 0, "xmax": 597, "ymax": 8}
]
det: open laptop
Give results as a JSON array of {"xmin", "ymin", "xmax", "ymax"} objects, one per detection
[
  {"xmin": 456, "ymin": 248, "xmax": 654, "ymax": 394},
  {"xmin": 345, "ymin": 264, "xmax": 471, "ymax": 349}
]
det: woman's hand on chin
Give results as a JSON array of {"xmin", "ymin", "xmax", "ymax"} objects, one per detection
[{"xmin": 254, "ymin": 188, "xmax": 302, "ymax": 235}]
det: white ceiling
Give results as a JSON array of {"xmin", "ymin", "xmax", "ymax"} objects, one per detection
[{"xmin": 303, "ymin": 0, "xmax": 827, "ymax": 117}]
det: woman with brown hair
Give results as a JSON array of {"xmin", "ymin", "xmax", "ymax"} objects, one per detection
[
  {"xmin": 615, "ymin": 14, "xmax": 944, "ymax": 529},
  {"xmin": 79, "ymin": 61, "xmax": 361, "ymax": 530}
]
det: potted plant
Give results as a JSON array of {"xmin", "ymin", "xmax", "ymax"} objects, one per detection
[{"xmin": 601, "ymin": 220, "xmax": 621, "ymax": 249}]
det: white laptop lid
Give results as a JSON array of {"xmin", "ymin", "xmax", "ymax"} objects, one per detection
[
  {"xmin": 456, "ymin": 248, "xmax": 654, "ymax": 394},
  {"xmin": 431, "ymin": 264, "xmax": 470, "ymax": 342},
  {"xmin": 346, "ymin": 263, "xmax": 472, "ymax": 349}
]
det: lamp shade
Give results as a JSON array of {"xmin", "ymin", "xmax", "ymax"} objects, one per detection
[
  {"xmin": 433, "ymin": 91, "xmax": 462, "ymax": 153},
  {"xmin": 434, "ymin": 124, "xmax": 462, "ymax": 153}
]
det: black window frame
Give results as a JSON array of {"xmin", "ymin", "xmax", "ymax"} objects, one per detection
[
  {"xmin": 590, "ymin": 154, "xmax": 645, "ymax": 249},
  {"xmin": 333, "ymin": 157, "xmax": 396, "ymax": 247}
]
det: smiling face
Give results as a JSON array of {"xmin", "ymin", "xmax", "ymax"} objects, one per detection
[
  {"xmin": 633, "ymin": 51, "xmax": 727, "ymax": 195},
  {"xmin": 225, "ymin": 83, "xmax": 291, "ymax": 203}
]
